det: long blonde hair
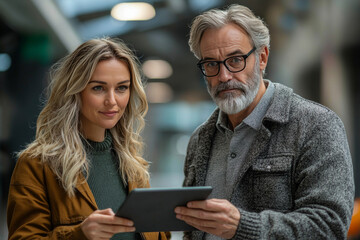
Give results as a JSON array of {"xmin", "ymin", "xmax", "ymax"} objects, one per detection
[{"xmin": 18, "ymin": 38, "xmax": 149, "ymax": 196}]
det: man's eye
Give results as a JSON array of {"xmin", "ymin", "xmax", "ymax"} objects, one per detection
[
  {"xmin": 205, "ymin": 62, "xmax": 218, "ymax": 68},
  {"xmin": 229, "ymin": 56, "xmax": 243, "ymax": 64}
]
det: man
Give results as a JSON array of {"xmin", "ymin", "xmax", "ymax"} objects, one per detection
[{"xmin": 174, "ymin": 4, "xmax": 354, "ymax": 240}]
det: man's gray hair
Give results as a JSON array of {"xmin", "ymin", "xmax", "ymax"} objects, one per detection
[{"xmin": 188, "ymin": 4, "xmax": 270, "ymax": 60}]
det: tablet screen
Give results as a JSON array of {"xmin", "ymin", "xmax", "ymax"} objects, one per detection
[{"xmin": 116, "ymin": 186, "xmax": 213, "ymax": 232}]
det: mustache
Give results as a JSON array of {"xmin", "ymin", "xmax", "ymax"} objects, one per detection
[{"xmin": 213, "ymin": 80, "xmax": 247, "ymax": 97}]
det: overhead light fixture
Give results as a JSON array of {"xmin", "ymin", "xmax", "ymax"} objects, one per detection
[
  {"xmin": 111, "ymin": 2, "xmax": 156, "ymax": 21},
  {"xmin": 145, "ymin": 82, "xmax": 173, "ymax": 103},
  {"xmin": 142, "ymin": 59, "xmax": 173, "ymax": 79},
  {"xmin": 0, "ymin": 53, "xmax": 11, "ymax": 72}
]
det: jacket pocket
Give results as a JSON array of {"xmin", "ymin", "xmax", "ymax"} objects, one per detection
[{"xmin": 252, "ymin": 155, "xmax": 293, "ymax": 211}]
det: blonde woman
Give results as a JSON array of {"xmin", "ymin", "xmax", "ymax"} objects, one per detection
[{"xmin": 7, "ymin": 38, "xmax": 168, "ymax": 240}]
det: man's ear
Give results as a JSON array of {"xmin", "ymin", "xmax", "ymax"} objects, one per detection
[{"xmin": 259, "ymin": 46, "xmax": 269, "ymax": 72}]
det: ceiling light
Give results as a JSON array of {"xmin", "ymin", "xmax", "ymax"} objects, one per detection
[
  {"xmin": 0, "ymin": 53, "xmax": 11, "ymax": 72},
  {"xmin": 146, "ymin": 82, "xmax": 173, "ymax": 103},
  {"xmin": 142, "ymin": 59, "xmax": 173, "ymax": 79},
  {"xmin": 111, "ymin": 2, "xmax": 156, "ymax": 21}
]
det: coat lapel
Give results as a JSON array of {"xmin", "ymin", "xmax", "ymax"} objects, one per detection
[
  {"xmin": 194, "ymin": 112, "xmax": 218, "ymax": 186},
  {"xmin": 230, "ymin": 125, "xmax": 271, "ymax": 199},
  {"xmin": 75, "ymin": 173, "xmax": 98, "ymax": 210}
]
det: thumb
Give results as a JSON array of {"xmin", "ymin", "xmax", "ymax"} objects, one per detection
[{"xmin": 97, "ymin": 208, "xmax": 115, "ymax": 216}]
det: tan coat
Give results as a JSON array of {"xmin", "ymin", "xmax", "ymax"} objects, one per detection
[{"xmin": 7, "ymin": 156, "xmax": 168, "ymax": 239}]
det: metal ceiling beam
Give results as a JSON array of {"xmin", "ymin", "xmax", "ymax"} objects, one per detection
[{"xmin": 31, "ymin": 0, "xmax": 82, "ymax": 53}]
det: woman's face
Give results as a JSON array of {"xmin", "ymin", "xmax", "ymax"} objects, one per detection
[{"xmin": 80, "ymin": 58, "xmax": 131, "ymax": 141}]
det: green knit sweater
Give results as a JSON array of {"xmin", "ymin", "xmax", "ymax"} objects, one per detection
[{"xmin": 84, "ymin": 132, "xmax": 139, "ymax": 240}]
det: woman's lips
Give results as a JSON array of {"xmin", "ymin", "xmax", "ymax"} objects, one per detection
[{"xmin": 100, "ymin": 111, "xmax": 118, "ymax": 117}]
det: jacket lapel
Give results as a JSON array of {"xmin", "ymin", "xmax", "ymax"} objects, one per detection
[
  {"xmin": 230, "ymin": 125, "xmax": 271, "ymax": 199},
  {"xmin": 194, "ymin": 112, "xmax": 218, "ymax": 186},
  {"xmin": 75, "ymin": 173, "xmax": 98, "ymax": 210}
]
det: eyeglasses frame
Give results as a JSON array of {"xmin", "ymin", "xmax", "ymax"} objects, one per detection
[{"xmin": 197, "ymin": 46, "xmax": 257, "ymax": 77}]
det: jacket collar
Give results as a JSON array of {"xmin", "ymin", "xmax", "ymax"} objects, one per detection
[{"xmin": 263, "ymin": 82, "xmax": 292, "ymax": 124}]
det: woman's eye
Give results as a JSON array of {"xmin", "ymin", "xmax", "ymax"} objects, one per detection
[
  {"xmin": 117, "ymin": 86, "xmax": 129, "ymax": 92},
  {"xmin": 92, "ymin": 86, "xmax": 104, "ymax": 91}
]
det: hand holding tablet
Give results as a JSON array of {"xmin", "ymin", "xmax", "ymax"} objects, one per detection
[{"xmin": 116, "ymin": 186, "xmax": 212, "ymax": 232}]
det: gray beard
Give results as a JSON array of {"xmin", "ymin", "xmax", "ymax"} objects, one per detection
[{"xmin": 206, "ymin": 61, "xmax": 261, "ymax": 115}]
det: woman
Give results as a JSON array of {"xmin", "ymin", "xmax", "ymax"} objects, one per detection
[{"xmin": 7, "ymin": 38, "xmax": 168, "ymax": 240}]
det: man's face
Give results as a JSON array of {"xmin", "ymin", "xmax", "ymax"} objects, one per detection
[{"xmin": 199, "ymin": 23, "xmax": 262, "ymax": 114}]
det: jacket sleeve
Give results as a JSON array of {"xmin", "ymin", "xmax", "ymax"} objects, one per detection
[
  {"xmin": 232, "ymin": 111, "xmax": 355, "ymax": 239},
  {"xmin": 7, "ymin": 157, "xmax": 88, "ymax": 240}
]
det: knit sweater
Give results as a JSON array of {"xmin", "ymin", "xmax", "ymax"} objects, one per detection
[{"xmin": 84, "ymin": 132, "xmax": 138, "ymax": 240}]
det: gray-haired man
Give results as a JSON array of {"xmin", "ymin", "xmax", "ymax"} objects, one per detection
[{"xmin": 174, "ymin": 4, "xmax": 354, "ymax": 240}]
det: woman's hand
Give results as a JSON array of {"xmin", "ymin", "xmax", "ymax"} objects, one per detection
[
  {"xmin": 81, "ymin": 208, "xmax": 135, "ymax": 240},
  {"xmin": 175, "ymin": 199, "xmax": 240, "ymax": 239}
]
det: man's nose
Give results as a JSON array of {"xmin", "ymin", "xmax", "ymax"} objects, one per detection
[{"xmin": 217, "ymin": 64, "xmax": 232, "ymax": 82}]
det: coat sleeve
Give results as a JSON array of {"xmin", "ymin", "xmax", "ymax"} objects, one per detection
[
  {"xmin": 232, "ymin": 111, "xmax": 355, "ymax": 239},
  {"xmin": 7, "ymin": 157, "xmax": 87, "ymax": 240}
]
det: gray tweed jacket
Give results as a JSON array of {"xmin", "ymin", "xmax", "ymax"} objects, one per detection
[{"xmin": 183, "ymin": 82, "xmax": 354, "ymax": 240}]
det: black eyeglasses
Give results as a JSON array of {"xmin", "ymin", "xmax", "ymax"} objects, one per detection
[{"xmin": 197, "ymin": 47, "xmax": 256, "ymax": 77}]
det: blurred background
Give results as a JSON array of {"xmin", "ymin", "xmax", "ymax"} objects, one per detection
[{"xmin": 0, "ymin": 0, "xmax": 359, "ymax": 239}]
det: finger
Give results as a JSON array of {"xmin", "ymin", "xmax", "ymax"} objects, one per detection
[
  {"xmin": 185, "ymin": 199, "xmax": 240, "ymax": 221},
  {"xmin": 175, "ymin": 204, "xmax": 240, "ymax": 226},
  {"xmin": 111, "ymin": 216, "xmax": 134, "ymax": 227},
  {"xmin": 96, "ymin": 208, "xmax": 115, "ymax": 215},
  {"xmin": 176, "ymin": 207, "xmax": 216, "ymax": 220},
  {"xmin": 187, "ymin": 199, "xmax": 229, "ymax": 211},
  {"xmin": 99, "ymin": 224, "xmax": 136, "ymax": 234},
  {"xmin": 88, "ymin": 212, "xmax": 134, "ymax": 226},
  {"xmin": 100, "ymin": 216, "xmax": 134, "ymax": 227},
  {"xmin": 176, "ymin": 213, "xmax": 216, "ymax": 227},
  {"xmin": 178, "ymin": 213, "xmax": 237, "ymax": 229},
  {"xmin": 177, "ymin": 214, "xmax": 237, "ymax": 239}
]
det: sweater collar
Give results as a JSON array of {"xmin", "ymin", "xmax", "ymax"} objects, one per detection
[{"xmin": 82, "ymin": 131, "xmax": 112, "ymax": 152}]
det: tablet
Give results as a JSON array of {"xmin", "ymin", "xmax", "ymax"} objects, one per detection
[{"xmin": 116, "ymin": 186, "xmax": 213, "ymax": 232}]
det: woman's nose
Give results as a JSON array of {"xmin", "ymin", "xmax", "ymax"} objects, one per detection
[{"xmin": 105, "ymin": 91, "xmax": 116, "ymax": 105}]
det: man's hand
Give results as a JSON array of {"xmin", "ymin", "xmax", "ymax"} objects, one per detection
[
  {"xmin": 175, "ymin": 198, "xmax": 240, "ymax": 239},
  {"xmin": 81, "ymin": 208, "xmax": 135, "ymax": 240}
]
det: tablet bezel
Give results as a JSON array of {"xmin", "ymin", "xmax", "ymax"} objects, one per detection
[{"xmin": 115, "ymin": 186, "xmax": 213, "ymax": 232}]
